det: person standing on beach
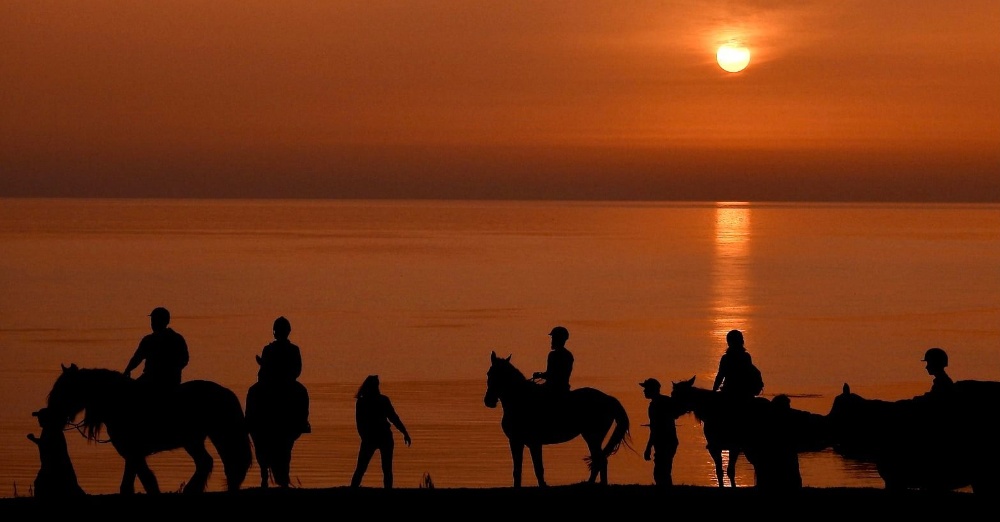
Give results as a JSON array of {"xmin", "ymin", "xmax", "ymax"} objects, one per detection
[
  {"xmin": 532, "ymin": 325, "xmax": 574, "ymax": 395},
  {"xmin": 640, "ymin": 378, "xmax": 687, "ymax": 487},
  {"xmin": 124, "ymin": 307, "xmax": 189, "ymax": 396},
  {"xmin": 350, "ymin": 375, "xmax": 411, "ymax": 489}
]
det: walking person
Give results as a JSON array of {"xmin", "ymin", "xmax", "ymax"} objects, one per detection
[
  {"xmin": 350, "ymin": 375, "xmax": 411, "ymax": 489},
  {"xmin": 640, "ymin": 378, "xmax": 687, "ymax": 487}
]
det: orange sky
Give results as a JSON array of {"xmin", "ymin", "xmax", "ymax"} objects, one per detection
[{"xmin": 2, "ymin": 1, "xmax": 998, "ymax": 201}]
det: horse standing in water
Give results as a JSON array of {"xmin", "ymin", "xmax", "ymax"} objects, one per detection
[
  {"xmin": 826, "ymin": 382, "xmax": 1000, "ymax": 494},
  {"xmin": 484, "ymin": 351, "xmax": 632, "ymax": 487},
  {"xmin": 671, "ymin": 376, "xmax": 832, "ymax": 489},
  {"xmin": 44, "ymin": 364, "xmax": 251, "ymax": 495}
]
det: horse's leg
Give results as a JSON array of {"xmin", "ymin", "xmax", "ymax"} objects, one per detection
[
  {"xmin": 708, "ymin": 446, "xmax": 725, "ymax": 487},
  {"xmin": 120, "ymin": 459, "xmax": 137, "ymax": 495},
  {"xmin": 183, "ymin": 440, "xmax": 214, "ymax": 494},
  {"xmin": 509, "ymin": 440, "xmax": 524, "ymax": 488},
  {"xmin": 527, "ymin": 443, "xmax": 546, "ymax": 488},
  {"xmin": 252, "ymin": 433, "xmax": 270, "ymax": 488},
  {"xmin": 272, "ymin": 436, "xmax": 295, "ymax": 488},
  {"xmin": 583, "ymin": 434, "xmax": 605, "ymax": 484},
  {"xmin": 129, "ymin": 456, "xmax": 160, "ymax": 495},
  {"xmin": 727, "ymin": 449, "xmax": 740, "ymax": 487}
]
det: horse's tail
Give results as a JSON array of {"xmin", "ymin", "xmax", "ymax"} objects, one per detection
[
  {"xmin": 585, "ymin": 395, "xmax": 633, "ymax": 473},
  {"xmin": 208, "ymin": 386, "xmax": 252, "ymax": 492},
  {"xmin": 603, "ymin": 396, "xmax": 632, "ymax": 458}
]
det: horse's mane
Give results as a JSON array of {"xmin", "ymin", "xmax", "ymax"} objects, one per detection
[
  {"xmin": 497, "ymin": 357, "xmax": 529, "ymax": 382},
  {"xmin": 48, "ymin": 366, "xmax": 134, "ymax": 441}
]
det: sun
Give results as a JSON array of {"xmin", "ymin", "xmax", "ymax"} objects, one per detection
[{"xmin": 717, "ymin": 43, "xmax": 751, "ymax": 73}]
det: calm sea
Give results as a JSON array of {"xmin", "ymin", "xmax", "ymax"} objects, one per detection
[{"xmin": 1, "ymin": 198, "xmax": 998, "ymax": 497}]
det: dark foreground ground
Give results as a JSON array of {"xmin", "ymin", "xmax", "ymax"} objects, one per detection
[{"xmin": 0, "ymin": 484, "xmax": 984, "ymax": 518}]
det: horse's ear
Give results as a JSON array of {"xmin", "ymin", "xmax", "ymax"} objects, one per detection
[
  {"xmin": 491, "ymin": 351, "xmax": 497, "ymax": 362},
  {"xmin": 842, "ymin": 383, "xmax": 850, "ymax": 395},
  {"xmin": 684, "ymin": 375, "xmax": 696, "ymax": 386},
  {"xmin": 505, "ymin": 354, "xmax": 511, "ymax": 362}
]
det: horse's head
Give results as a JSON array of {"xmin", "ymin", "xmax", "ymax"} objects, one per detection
[
  {"xmin": 46, "ymin": 364, "xmax": 130, "ymax": 441},
  {"xmin": 46, "ymin": 364, "xmax": 86, "ymax": 425},
  {"xmin": 669, "ymin": 376, "xmax": 698, "ymax": 410},
  {"xmin": 827, "ymin": 383, "xmax": 864, "ymax": 420},
  {"xmin": 485, "ymin": 351, "xmax": 524, "ymax": 408},
  {"xmin": 824, "ymin": 382, "xmax": 882, "ymax": 459}
]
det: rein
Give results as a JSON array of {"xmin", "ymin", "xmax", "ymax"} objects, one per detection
[{"xmin": 65, "ymin": 419, "xmax": 111, "ymax": 443}]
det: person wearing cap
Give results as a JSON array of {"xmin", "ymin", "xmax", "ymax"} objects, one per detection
[
  {"xmin": 921, "ymin": 347, "xmax": 954, "ymax": 395},
  {"xmin": 124, "ymin": 307, "xmax": 189, "ymax": 394},
  {"xmin": 532, "ymin": 325, "xmax": 574, "ymax": 395},
  {"xmin": 640, "ymin": 378, "xmax": 687, "ymax": 487}
]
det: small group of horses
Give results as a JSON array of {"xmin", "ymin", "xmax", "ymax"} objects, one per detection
[
  {"xmin": 38, "ymin": 360, "xmax": 308, "ymax": 498},
  {"xmin": 34, "ymin": 352, "xmax": 999, "ymax": 498},
  {"xmin": 485, "ymin": 351, "xmax": 1000, "ymax": 495}
]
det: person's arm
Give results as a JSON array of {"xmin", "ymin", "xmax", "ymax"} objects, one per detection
[
  {"xmin": 291, "ymin": 345, "xmax": 302, "ymax": 380},
  {"xmin": 644, "ymin": 406, "xmax": 655, "ymax": 460},
  {"xmin": 533, "ymin": 352, "xmax": 555, "ymax": 380},
  {"xmin": 385, "ymin": 399, "xmax": 411, "ymax": 446},
  {"xmin": 124, "ymin": 343, "xmax": 144, "ymax": 378},
  {"xmin": 712, "ymin": 355, "xmax": 726, "ymax": 391},
  {"xmin": 178, "ymin": 335, "xmax": 190, "ymax": 368}
]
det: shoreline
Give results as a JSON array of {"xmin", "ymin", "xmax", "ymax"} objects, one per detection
[{"xmin": 1, "ymin": 484, "xmax": 982, "ymax": 517}]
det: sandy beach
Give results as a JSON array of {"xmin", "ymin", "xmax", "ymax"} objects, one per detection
[{"xmin": 0, "ymin": 484, "xmax": 982, "ymax": 518}]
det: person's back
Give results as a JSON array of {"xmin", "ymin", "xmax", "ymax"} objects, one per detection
[
  {"xmin": 356, "ymin": 393, "xmax": 395, "ymax": 441},
  {"xmin": 351, "ymin": 375, "xmax": 411, "ymax": 488},
  {"xmin": 257, "ymin": 316, "xmax": 302, "ymax": 384},
  {"xmin": 124, "ymin": 307, "xmax": 189, "ymax": 394},
  {"xmin": 137, "ymin": 328, "xmax": 188, "ymax": 386},
  {"xmin": 641, "ymin": 378, "xmax": 686, "ymax": 487},
  {"xmin": 534, "ymin": 326, "xmax": 574, "ymax": 394},
  {"xmin": 713, "ymin": 329, "xmax": 761, "ymax": 400}
]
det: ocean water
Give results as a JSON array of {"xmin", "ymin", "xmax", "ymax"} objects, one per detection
[{"xmin": 1, "ymin": 198, "xmax": 998, "ymax": 497}]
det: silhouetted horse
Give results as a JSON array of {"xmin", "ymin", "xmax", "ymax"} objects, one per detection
[
  {"xmin": 484, "ymin": 351, "xmax": 632, "ymax": 487},
  {"xmin": 45, "ymin": 364, "xmax": 251, "ymax": 495},
  {"xmin": 671, "ymin": 376, "xmax": 832, "ymax": 489},
  {"xmin": 245, "ymin": 355, "xmax": 311, "ymax": 488},
  {"xmin": 826, "ymin": 382, "xmax": 1000, "ymax": 494}
]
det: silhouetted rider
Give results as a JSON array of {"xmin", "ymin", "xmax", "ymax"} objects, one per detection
[
  {"xmin": 533, "ymin": 326, "xmax": 574, "ymax": 394},
  {"xmin": 257, "ymin": 316, "xmax": 302, "ymax": 384},
  {"xmin": 124, "ymin": 307, "xmax": 189, "ymax": 394},
  {"xmin": 712, "ymin": 329, "xmax": 759, "ymax": 400},
  {"xmin": 921, "ymin": 347, "xmax": 954, "ymax": 396}
]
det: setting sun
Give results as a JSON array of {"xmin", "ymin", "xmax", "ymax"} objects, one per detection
[{"xmin": 717, "ymin": 43, "xmax": 751, "ymax": 73}]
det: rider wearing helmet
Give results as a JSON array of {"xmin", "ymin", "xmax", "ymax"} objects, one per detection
[
  {"xmin": 533, "ymin": 326, "xmax": 574, "ymax": 394},
  {"xmin": 257, "ymin": 316, "xmax": 302, "ymax": 384},
  {"xmin": 922, "ymin": 347, "xmax": 953, "ymax": 395}
]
